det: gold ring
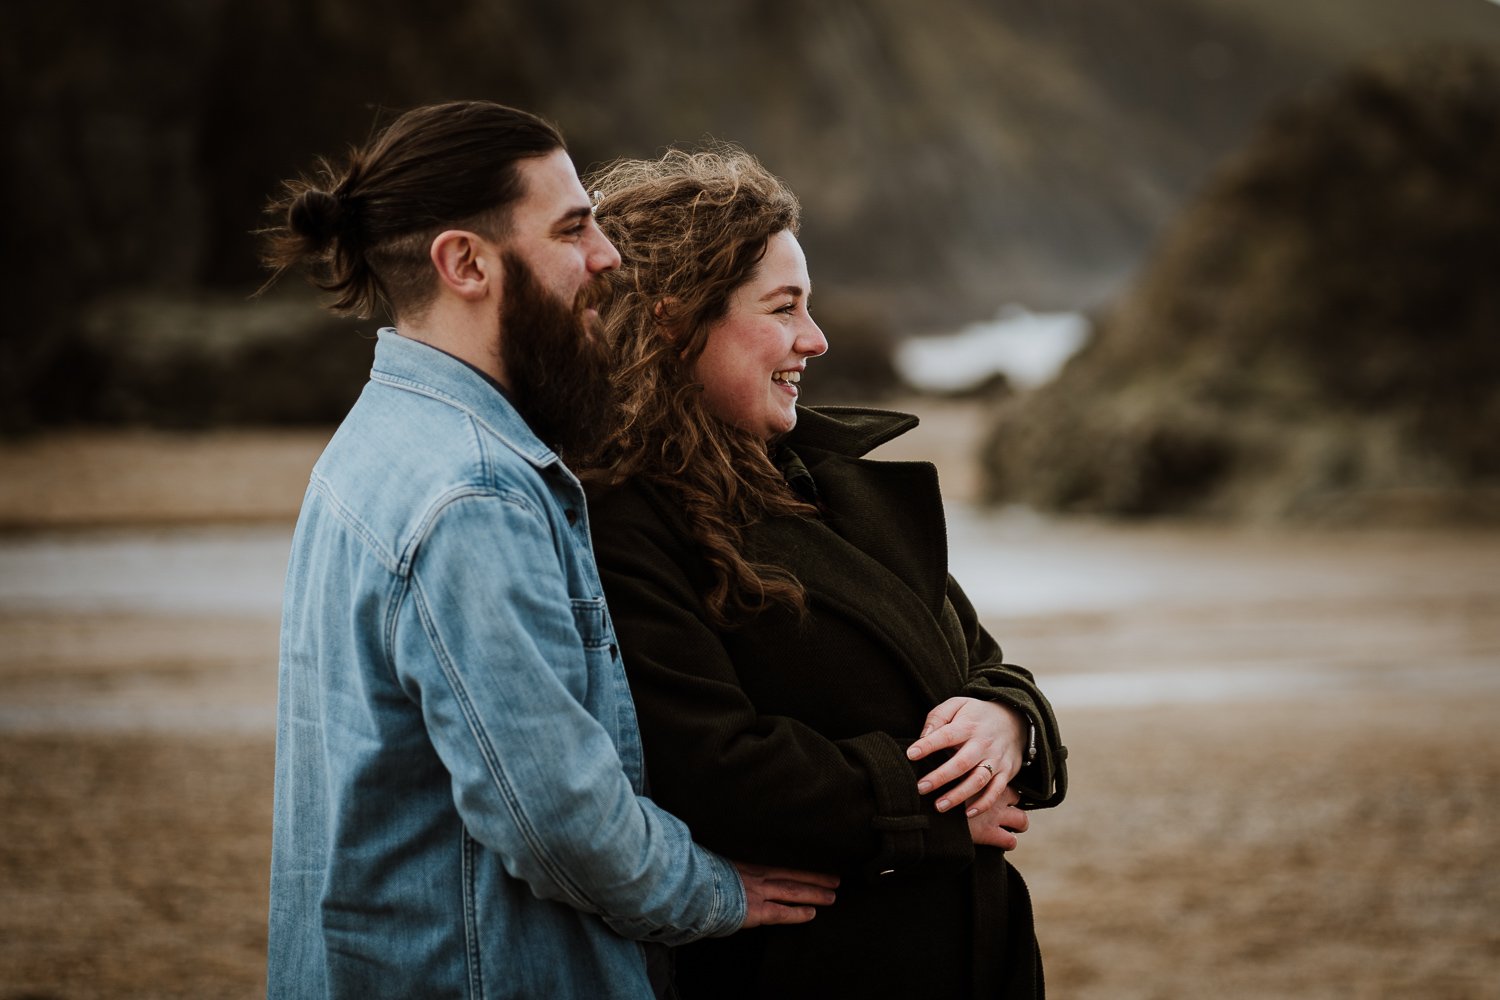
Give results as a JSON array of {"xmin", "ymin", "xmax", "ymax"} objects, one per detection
[{"xmin": 979, "ymin": 762, "xmax": 995, "ymax": 779}]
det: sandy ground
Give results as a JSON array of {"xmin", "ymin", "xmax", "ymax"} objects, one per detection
[{"xmin": 1, "ymin": 405, "xmax": 1497, "ymax": 999}]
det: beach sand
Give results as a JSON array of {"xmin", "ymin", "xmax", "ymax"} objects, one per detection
[{"xmin": 2, "ymin": 408, "xmax": 1496, "ymax": 998}]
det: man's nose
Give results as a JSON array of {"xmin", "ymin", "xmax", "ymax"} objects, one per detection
[{"xmin": 588, "ymin": 230, "xmax": 621, "ymax": 274}]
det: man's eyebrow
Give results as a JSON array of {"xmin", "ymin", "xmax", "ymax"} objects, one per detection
[
  {"xmin": 758, "ymin": 284, "xmax": 805, "ymax": 302},
  {"xmin": 552, "ymin": 206, "xmax": 592, "ymax": 229}
]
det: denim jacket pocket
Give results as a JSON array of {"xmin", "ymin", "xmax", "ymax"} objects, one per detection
[{"xmin": 569, "ymin": 596, "xmax": 611, "ymax": 649}]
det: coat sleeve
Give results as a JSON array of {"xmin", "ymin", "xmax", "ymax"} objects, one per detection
[
  {"xmin": 592, "ymin": 491, "xmax": 975, "ymax": 879},
  {"xmin": 948, "ymin": 575, "xmax": 1069, "ymax": 809}
]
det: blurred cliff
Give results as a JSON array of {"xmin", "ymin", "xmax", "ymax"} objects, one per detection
[
  {"xmin": 980, "ymin": 48, "xmax": 1500, "ymax": 523},
  {"xmin": 4, "ymin": 0, "xmax": 1499, "ymax": 462}
]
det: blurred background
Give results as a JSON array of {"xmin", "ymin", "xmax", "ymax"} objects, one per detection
[{"xmin": 2, "ymin": 1, "xmax": 1498, "ymax": 997}]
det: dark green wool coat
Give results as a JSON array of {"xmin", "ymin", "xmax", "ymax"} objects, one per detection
[{"xmin": 589, "ymin": 406, "xmax": 1067, "ymax": 1000}]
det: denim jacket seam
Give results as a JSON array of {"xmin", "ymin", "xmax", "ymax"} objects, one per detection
[
  {"xmin": 460, "ymin": 829, "xmax": 485, "ymax": 1000},
  {"xmin": 394, "ymin": 483, "xmax": 537, "ymax": 577},
  {"xmin": 466, "ymin": 413, "xmax": 491, "ymax": 486},
  {"xmin": 708, "ymin": 856, "xmax": 739, "ymax": 935},
  {"xmin": 382, "ymin": 572, "xmax": 408, "ymax": 689},
  {"xmin": 710, "ymin": 868, "xmax": 726, "ymax": 930},
  {"xmin": 387, "ymin": 488, "xmax": 539, "ymax": 690},
  {"xmin": 308, "ymin": 472, "xmax": 400, "ymax": 574}
]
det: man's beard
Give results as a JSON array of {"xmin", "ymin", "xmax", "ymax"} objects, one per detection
[{"xmin": 498, "ymin": 251, "xmax": 615, "ymax": 463}]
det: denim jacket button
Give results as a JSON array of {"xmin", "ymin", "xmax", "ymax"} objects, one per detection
[{"xmin": 565, "ymin": 508, "xmax": 578, "ymax": 525}]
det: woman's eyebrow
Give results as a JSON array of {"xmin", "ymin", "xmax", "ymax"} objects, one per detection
[{"xmin": 758, "ymin": 284, "xmax": 805, "ymax": 302}]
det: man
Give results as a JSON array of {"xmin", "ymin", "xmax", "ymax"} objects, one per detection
[{"xmin": 261, "ymin": 101, "xmax": 836, "ymax": 999}]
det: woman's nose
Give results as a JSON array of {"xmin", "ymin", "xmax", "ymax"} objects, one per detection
[{"xmin": 798, "ymin": 318, "xmax": 829, "ymax": 358}]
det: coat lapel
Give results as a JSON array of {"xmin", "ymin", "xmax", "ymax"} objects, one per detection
[
  {"xmin": 809, "ymin": 453, "xmax": 950, "ymax": 617},
  {"xmin": 744, "ymin": 433, "xmax": 964, "ymax": 704}
]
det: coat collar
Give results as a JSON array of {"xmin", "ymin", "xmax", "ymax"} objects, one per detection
[
  {"xmin": 782, "ymin": 405, "xmax": 920, "ymax": 458},
  {"xmin": 781, "ymin": 406, "xmax": 948, "ymax": 615},
  {"xmin": 748, "ymin": 405, "xmax": 966, "ymax": 702}
]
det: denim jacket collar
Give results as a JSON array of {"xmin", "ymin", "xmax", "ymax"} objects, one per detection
[{"xmin": 370, "ymin": 326, "xmax": 559, "ymax": 471}]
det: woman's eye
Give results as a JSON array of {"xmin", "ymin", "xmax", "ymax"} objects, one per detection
[{"xmin": 775, "ymin": 302, "xmax": 796, "ymax": 314}]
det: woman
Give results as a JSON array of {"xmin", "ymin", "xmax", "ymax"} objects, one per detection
[{"xmin": 581, "ymin": 148, "xmax": 1067, "ymax": 999}]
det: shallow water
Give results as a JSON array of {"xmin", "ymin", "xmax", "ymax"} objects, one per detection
[
  {"xmin": 944, "ymin": 504, "xmax": 1499, "ymax": 615},
  {"xmin": 1, "ymin": 511, "xmax": 1497, "ymax": 728},
  {"xmin": 0, "ymin": 524, "xmax": 293, "ymax": 615},
  {"xmin": 9, "ymin": 508, "xmax": 1488, "ymax": 617}
]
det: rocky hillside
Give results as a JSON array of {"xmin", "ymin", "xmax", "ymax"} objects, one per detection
[
  {"xmin": 4, "ymin": 0, "xmax": 1498, "ymax": 427},
  {"xmin": 980, "ymin": 48, "xmax": 1500, "ymax": 523}
]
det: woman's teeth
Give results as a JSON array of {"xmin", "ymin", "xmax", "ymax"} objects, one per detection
[{"xmin": 771, "ymin": 370, "xmax": 801, "ymax": 384}]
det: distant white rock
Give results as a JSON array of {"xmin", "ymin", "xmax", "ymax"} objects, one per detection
[{"xmin": 894, "ymin": 305, "xmax": 1091, "ymax": 393}]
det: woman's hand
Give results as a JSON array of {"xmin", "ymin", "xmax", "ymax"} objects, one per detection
[
  {"xmin": 906, "ymin": 696, "xmax": 1026, "ymax": 815},
  {"xmin": 967, "ymin": 787, "xmax": 1030, "ymax": 851}
]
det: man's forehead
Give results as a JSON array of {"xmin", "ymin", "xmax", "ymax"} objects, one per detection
[{"xmin": 515, "ymin": 149, "xmax": 590, "ymax": 220}]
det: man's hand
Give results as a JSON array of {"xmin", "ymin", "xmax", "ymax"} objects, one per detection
[
  {"xmin": 966, "ymin": 786, "xmax": 1030, "ymax": 851},
  {"xmin": 734, "ymin": 862, "xmax": 839, "ymax": 928}
]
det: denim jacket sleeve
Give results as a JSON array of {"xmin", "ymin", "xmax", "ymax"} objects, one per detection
[{"xmin": 392, "ymin": 488, "xmax": 745, "ymax": 944}]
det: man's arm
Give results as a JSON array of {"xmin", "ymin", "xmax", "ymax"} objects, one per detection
[{"xmin": 395, "ymin": 489, "xmax": 821, "ymax": 943}]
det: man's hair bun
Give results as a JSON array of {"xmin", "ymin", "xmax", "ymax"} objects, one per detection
[{"xmin": 288, "ymin": 188, "xmax": 344, "ymax": 248}]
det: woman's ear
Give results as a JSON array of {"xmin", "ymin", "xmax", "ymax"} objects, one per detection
[
  {"xmin": 652, "ymin": 297, "xmax": 680, "ymax": 335},
  {"xmin": 429, "ymin": 230, "xmax": 494, "ymax": 302},
  {"xmin": 653, "ymin": 297, "xmax": 688, "ymax": 348}
]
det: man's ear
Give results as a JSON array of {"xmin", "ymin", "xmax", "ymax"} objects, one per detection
[{"xmin": 429, "ymin": 230, "xmax": 495, "ymax": 302}]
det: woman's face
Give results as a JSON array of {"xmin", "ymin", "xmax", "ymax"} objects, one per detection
[{"xmin": 692, "ymin": 230, "xmax": 828, "ymax": 441}]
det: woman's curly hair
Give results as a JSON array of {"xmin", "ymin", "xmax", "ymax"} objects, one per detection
[{"xmin": 582, "ymin": 146, "xmax": 816, "ymax": 627}]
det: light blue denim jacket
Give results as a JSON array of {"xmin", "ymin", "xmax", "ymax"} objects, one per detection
[{"xmin": 268, "ymin": 329, "xmax": 745, "ymax": 999}]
